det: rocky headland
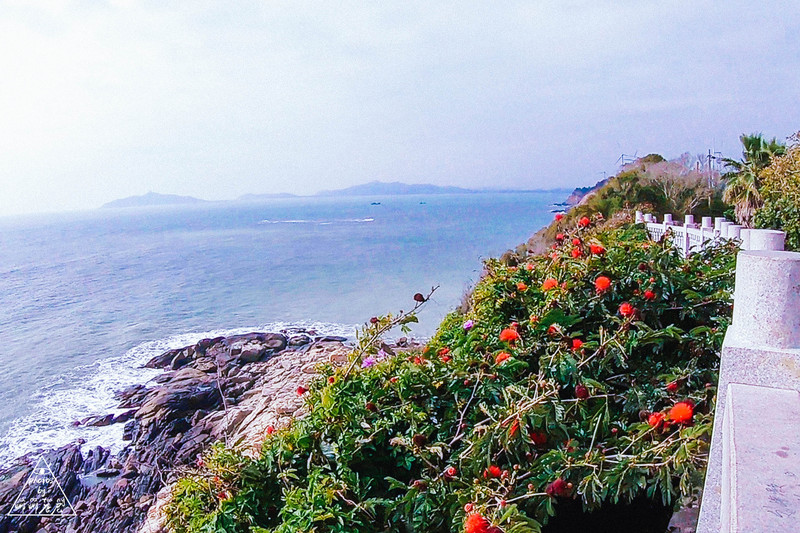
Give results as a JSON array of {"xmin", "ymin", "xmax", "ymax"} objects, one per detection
[{"xmin": 0, "ymin": 330, "xmax": 416, "ymax": 533}]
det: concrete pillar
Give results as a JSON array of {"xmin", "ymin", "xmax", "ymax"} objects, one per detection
[
  {"xmin": 684, "ymin": 214, "xmax": 695, "ymax": 226},
  {"xmin": 698, "ymin": 249, "xmax": 800, "ymax": 532},
  {"xmin": 720, "ymin": 221, "xmax": 733, "ymax": 239},
  {"xmin": 727, "ymin": 224, "xmax": 744, "ymax": 240},
  {"xmin": 740, "ymin": 229, "xmax": 751, "ymax": 250},
  {"xmin": 729, "ymin": 250, "xmax": 800, "ymax": 348},
  {"xmin": 663, "ymin": 213, "xmax": 674, "ymax": 225},
  {"xmin": 714, "ymin": 216, "xmax": 727, "ymax": 232},
  {"xmin": 702, "ymin": 216, "xmax": 713, "ymax": 228},
  {"xmin": 748, "ymin": 229, "xmax": 785, "ymax": 251},
  {"xmin": 635, "ymin": 210, "xmax": 644, "ymax": 223}
]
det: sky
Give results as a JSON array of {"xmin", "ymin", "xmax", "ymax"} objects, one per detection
[{"xmin": 0, "ymin": 1, "xmax": 798, "ymax": 216}]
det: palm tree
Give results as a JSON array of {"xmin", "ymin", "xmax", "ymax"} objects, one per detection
[{"xmin": 722, "ymin": 133, "xmax": 786, "ymax": 227}]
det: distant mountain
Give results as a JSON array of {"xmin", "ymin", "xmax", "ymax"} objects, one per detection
[
  {"xmin": 101, "ymin": 192, "xmax": 207, "ymax": 209},
  {"xmin": 315, "ymin": 181, "xmax": 478, "ymax": 196},
  {"xmin": 238, "ymin": 192, "xmax": 298, "ymax": 201}
]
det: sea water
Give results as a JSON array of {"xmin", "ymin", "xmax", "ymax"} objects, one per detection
[{"xmin": 0, "ymin": 192, "xmax": 562, "ymax": 465}]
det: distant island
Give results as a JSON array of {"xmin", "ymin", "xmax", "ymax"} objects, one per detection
[
  {"xmin": 238, "ymin": 192, "xmax": 299, "ymax": 201},
  {"xmin": 102, "ymin": 182, "xmax": 573, "ymax": 208},
  {"xmin": 101, "ymin": 191, "xmax": 208, "ymax": 209},
  {"xmin": 314, "ymin": 181, "xmax": 478, "ymax": 196}
]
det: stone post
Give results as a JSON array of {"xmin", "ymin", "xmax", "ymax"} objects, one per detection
[
  {"xmin": 727, "ymin": 224, "xmax": 743, "ymax": 240},
  {"xmin": 739, "ymin": 229, "xmax": 751, "ymax": 250},
  {"xmin": 714, "ymin": 217, "xmax": 726, "ymax": 233},
  {"xmin": 635, "ymin": 210, "xmax": 644, "ymax": 223},
  {"xmin": 664, "ymin": 213, "xmax": 674, "ymax": 225},
  {"xmin": 702, "ymin": 216, "xmax": 713, "ymax": 229},
  {"xmin": 747, "ymin": 229, "xmax": 785, "ymax": 251},
  {"xmin": 684, "ymin": 214, "xmax": 695, "ymax": 227},
  {"xmin": 697, "ymin": 250, "xmax": 800, "ymax": 532},
  {"xmin": 720, "ymin": 221, "xmax": 733, "ymax": 239}
]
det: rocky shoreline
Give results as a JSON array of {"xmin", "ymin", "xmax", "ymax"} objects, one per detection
[{"xmin": 0, "ymin": 329, "xmax": 414, "ymax": 533}]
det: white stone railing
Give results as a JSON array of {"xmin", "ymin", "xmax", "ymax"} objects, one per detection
[
  {"xmin": 696, "ymin": 249, "xmax": 800, "ymax": 533},
  {"xmin": 635, "ymin": 210, "xmax": 786, "ymax": 256}
]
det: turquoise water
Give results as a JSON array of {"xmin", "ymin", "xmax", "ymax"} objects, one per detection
[{"xmin": 0, "ymin": 192, "xmax": 562, "ymax": 464}]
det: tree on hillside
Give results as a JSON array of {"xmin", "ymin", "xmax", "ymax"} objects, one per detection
[
  {"xmin": 754, "ymin": 131, "xmax": 800, "ymax": 250},
  {"xmin": 722, "ymin": 133, "xmax": 786, "ymax": 227}
]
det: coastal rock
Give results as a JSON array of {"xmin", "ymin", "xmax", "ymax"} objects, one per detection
[{"xmin": 0, "ymin": 331, "xmax": 354, "ymax": 533}]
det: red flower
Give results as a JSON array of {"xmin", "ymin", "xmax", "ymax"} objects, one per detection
[
  {"xmin": 575, "ymin": 384, "xmax": 589, "ymax": 400},
  {"xmin": 266, "ymin": 425, "xmax": 275, "ymax": 435},
  {"xmin": 648, "ymin": 412, "xmax": 665, "ymax": 428},
  {"xmin": 445, "ymin": 466, "xmax": 457, "ymax": 478},
  {"xmin": 438, "ymin": 347, "xmax": 450, "ymax": 356},
  {"xmin": 571, "ymin": 248, "xmax": 582, "ymax": 258},
  {"xmin": 494, "ymin": 351, "xmax": 511, "ymax": 365},
  {"xmin": 546, "ymin": 478, "xmax": 573, "ymax": 498},
  {"xmin": 517, "ymin": 282, "xmax": 528, "ymax": 291},
  {"xmin": 644, "ymin": 290, "xmax": 656, "ymax": 301},
  {"xmin": 666, "ymin": 381, "xmax": 678, "ymax": 392},
  {"xmin": 594, "ymin": 276, "xmax": 611, "ymax": 293},
  {"xmin": 572, "ymin": 238, "xmax": 581, "ymax": 246},
  {"xmin": 529, "ymin": 430, "xmax": 547, "ymax": 446},
  {"xmin": 440, "ymin": 354, "xmax": 452, "ymax": 363},
  {"xmin": 590, "ymin": 244, "xmax": 606, "ymax": 255},
  {"xmin": 464, "ymin": 502, "xmax": 474, "ymax": 513},
  {"xmin": 669, "ymin": 402, "xmax": 694, "ymax": 424},
  {"xmin": 619, "ymin": 302, "xmax": 635, "ymax": 317},
  {"xmin": 464, "ymin": 513, "xmax": 491, "ymax": 533},
  {"xmin": 328, "ymin": 376, "xmax": 336, "ymax": 384},
  {"xmin": 547, "ymin": 324, "xmax": 560, "ymax": 336},
  {"xmin": 412, "ymin": 356, "xmax": 423, "ymax": 365},
  {"xmin": 541, "ymin": 278, "xmax": 558, "ymax": 291},
  {"xmin": 525, "ymin": 263, "xmax": 534, "ymax": 271},
  {"xmin": 499, "ymin": 328, "xmax": 521, "ymax": 343},
  {"xmin": 555, "ymin": 213, "xmax": 564, "ymax": 221},
  {"xmin": 556, "ymin": 233, "xmax": 565, "ymax": 241},
  {"xmin": 483, "ymin": 465, "xmax": 502, "ymax": 479},
  {"xmin": 296, "ymin": 386, "xmax": 308, "ymax": 396},
  {"xmin": 509, "ymin": 419, "xmax": 520, "ymax": 437},
  {"xmin": 571, "ymin": 338, "xmax": 584, "ymax": 351},
  {"xmin": 578, "ymin": 216, "xmax": 591, "ymax": 227},
  {"xmin": 550, "ymin": 252, "xmax": 558, "ymax": 260}
]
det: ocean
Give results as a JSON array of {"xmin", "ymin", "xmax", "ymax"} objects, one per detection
[{"xmin": 0, "ymin": 192, "xmax": 562, "ymax": 466}]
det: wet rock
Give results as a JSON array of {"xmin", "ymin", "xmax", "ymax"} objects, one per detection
[{"xmin": 0, "ymin": 331, "xmax": 353, "ymax": 533}]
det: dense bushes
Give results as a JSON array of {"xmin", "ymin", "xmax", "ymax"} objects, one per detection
[
  {"xmin": 165, "ymin": 219, "xmax": 736, "ymax": 532},
  {"xmin": 754, "ymin": 132, "xmax": 800, "ymax": 251}
]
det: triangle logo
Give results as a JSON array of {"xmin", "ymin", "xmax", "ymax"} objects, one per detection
[{"xmin": 7, "ymin": 456, "xmax": 77, "ymax": 517}]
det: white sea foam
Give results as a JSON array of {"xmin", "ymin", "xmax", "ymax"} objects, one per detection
[{"xmin": 0, "ymin": 321, "xmax": 357, "ymax": 467}]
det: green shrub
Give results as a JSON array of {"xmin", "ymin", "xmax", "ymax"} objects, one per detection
[
  {"xmin": 166, "ymin": 223, "xmax": 736, "ymax": 532},
  {"xmin": 754, "ymin": 132, "xmax": 800, "ymax": 251}
]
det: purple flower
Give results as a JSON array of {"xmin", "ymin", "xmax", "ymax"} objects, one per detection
[
  {"xmin": 362, "ymin": 355, "xmax": 377, "ymax": 368},
  {"xmin": 463, "ymin": 319, "xmax": 474, "ymax": 331},
  {"xmin": 376, "ymin": 349, "xmax": 388, "ymax": 360}
]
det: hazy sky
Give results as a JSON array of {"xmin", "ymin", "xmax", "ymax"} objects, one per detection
[{"xmin": 1, "ymin": 1, "xmax": 798, "ymax": 215}]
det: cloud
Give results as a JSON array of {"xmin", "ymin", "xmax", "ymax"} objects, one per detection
[{"xmin": 0, "ymin": 1, "xmax": 798, "ymax": 215}]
